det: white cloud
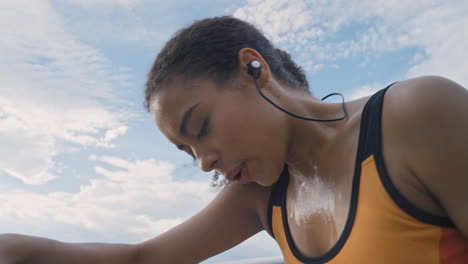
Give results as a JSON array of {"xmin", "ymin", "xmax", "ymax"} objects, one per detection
[
  {"xmin": 67, "ymin": 0, "xmax": 143, "ymax": 8},
  {"xmin": 0, "ymin": 156, "xmax": 215, "ymax": 241},
  {"xmin": 128, "ymin": 216, "xmax": 183, "ymax": 240},
  {"xmin": 234, "ymin": 0, "xmax": 321, "ymax": 46},
  {"xmin": 49, "ymin": 0, "xmax": 178, "ymax": 48},
  {"xmin": 345, "ymin": 1, "xmax": 468, "ymax": 96},
  {"xmin": 347, "ymin": 83, "xmax": 384, "ymax": 101},
  {"xmin": 0, "ymin": 0, "xmax": 133, "ymax": 184},
  {"xmin": 404, "ymin": 5, "xmax": 468, "ymax": 85},
  {"xmin": 0, "ymin": 129, "xmax": 57, "ymax": 185},
  {"xmin": 234, "ymin": 0, "xmax": 468, "ymax": 87},
  {"xmin": 103, "ymin": 126, "xmax": 129, "ymax": 143}
]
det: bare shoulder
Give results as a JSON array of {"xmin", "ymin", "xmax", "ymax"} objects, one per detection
[
  {"xmin": 383, "ymin": 75, "xmax": 468, "ymax": 237},
  {"xmin": 382, "ymin": 75, "xmax": 467, "ymax": 143},
  {"xmin": 383, "ymin": 75, "xmax": 463, "ymax": 112}
]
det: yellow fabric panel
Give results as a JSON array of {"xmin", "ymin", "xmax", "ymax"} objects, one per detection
[
  {"xmin": 329, "ymin": 155, "xmax": 441, "ymax": 263},
  {"xmin": 272, "ymin": 206, "xmax": 304, "ymax": 264}
]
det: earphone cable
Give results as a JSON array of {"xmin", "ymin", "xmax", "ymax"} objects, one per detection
[{"xmin": 253, "ymin": 78, "xmax": 348, "ymax": 122}]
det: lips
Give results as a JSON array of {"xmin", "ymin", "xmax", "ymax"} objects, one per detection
[
  {"xmin": 225, "ymin": 162, "xmax": 251, "ymax": 183},
  {"xmin": 226, "ymin": 164, "xmax": 242, "ymax": 181},
  {"xmin": 226, "ymin": 162, "xmax": 244, "ymax": 182}
]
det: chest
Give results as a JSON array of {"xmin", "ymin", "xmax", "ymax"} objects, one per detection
[
  {"xmin": 282, "ymin": 129, "xmax": 439, "ymax": 258},
  {"xmin": 284, "ymin": 154, "xmax": 354, "ymax": 257}
]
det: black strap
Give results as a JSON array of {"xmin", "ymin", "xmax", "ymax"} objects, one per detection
[
  {"xmin": 266, "ymin": 164, "xmax": 290, "ymax": 238},
  {"xmin": 366, "ymin": 83, "xmax": 455, "ymax": 227}
]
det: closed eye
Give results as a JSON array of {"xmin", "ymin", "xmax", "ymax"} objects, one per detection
[
  {"xmin": 197, "ymin": 118, "xmax": 209, "ymax": 139},
  {"xmin": 177, "ymin": 145, "xmax": 196, "ymax": 160}
]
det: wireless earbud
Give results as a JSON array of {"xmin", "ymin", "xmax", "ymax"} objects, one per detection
[{"xmin": 247, "ymin": 60, "xmax": 261, "ymax": 79}]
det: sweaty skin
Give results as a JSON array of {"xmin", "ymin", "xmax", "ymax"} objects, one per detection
[
  {"xmin": 289, "ymin": 165, "xmax": 336, "ymax": 226},
  {"xmin": 287, "ymin": 164, "xmax": 341, "ymax": 252}
]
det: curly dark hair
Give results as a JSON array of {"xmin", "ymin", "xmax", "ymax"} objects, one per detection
[{"xmin": 144, "ymin": 16, "xmax": 310, "ymax": 111}]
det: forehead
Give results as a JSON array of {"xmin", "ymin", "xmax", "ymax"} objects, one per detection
[{"xmin": 150, "ymin": 78, "xmax": 217, "ymax": 138}]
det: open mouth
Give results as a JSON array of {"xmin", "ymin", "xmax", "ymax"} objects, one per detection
[{"xmin": 233, "ymin": 170, "xmax": 242, "ymax": 181}]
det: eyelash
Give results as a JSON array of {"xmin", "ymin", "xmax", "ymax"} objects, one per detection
[
  {"xmin": 179, "ymin": 118, "xmax": 209, "ymax": 161},
  {"xmin": 197, "ymin": 118, "xmax": 209, "ymax": 139},
  {"xmin": 184, "ymin": 149, "xmax": 196, "ymax": 161},
  {"xmin": 177, "ymin": 145, "xmax": 195, "ymax": 160}
]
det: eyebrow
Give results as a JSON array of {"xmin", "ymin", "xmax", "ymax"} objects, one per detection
[{"xmin": 179, "ymin": 103, "xmax": 200, "ymax": 137}]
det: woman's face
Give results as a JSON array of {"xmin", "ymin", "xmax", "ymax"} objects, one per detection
[{"xmin": 151, "ymin": 76, "xmax": 289, "ymax": 186}]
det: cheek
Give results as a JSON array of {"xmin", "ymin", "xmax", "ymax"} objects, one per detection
[
  {"xmin": 212, "ymin": 107, "xmax": 288, "ymax": 186},
  {"xmin": 213, "ymin": 102, "xmax": 288, "ymax": 160}
]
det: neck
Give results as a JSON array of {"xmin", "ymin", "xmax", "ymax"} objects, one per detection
[{"xmin": 282, "ymin": 89, "xmax": 350, "ymax": 177}]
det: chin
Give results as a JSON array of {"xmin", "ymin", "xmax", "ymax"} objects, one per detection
[
  {"xmin": 255, "ymin": 177, "xmax": 275, "ymax": 187},
  {"xmin": 251, "ymin": 166, "xmax": 281, "ymax": 187}
]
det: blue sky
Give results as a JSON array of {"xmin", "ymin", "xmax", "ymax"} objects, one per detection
[{"xmin": 1, "ymin": 0, "xmax": 467, "ymax": 263}]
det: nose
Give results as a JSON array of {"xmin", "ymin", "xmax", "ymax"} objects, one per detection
[{"xmin": 195, "ymin": 149, "xmax": 219, "ymax": 172}]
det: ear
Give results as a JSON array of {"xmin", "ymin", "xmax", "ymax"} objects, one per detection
[{"xmin": 237, "ymin": 48, "xmax": 271, "ymax": 86}]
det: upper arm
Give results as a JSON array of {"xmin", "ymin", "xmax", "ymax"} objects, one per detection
[
  {"xmin": 390, "ymin": 76, "xmax": 468, "ymax": 238},
  {"xmin": 136, "ymin": 182, "xmax": 271, "ymax": 264}
]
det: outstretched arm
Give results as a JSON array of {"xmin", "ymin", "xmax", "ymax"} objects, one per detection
[
  {"xmin": 136, "ymin": 182, "xmax": 270, "ymax": 263},
  {"xmin": 0, "ymin": 234, "xmax": 138, "ymax": 264},
  {"xmin": 0, "ymin": 182, "xmax": 271, "ymax": 264}
]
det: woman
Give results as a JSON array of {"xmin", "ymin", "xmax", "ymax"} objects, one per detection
[{"xmin": 1, "ymin": 16, "xmax": 467, "ymax": 264}]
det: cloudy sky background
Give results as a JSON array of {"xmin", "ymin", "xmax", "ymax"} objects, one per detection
[{"xmin": 1, "ymin": 0, "xmax": 467, "ymax": 262}]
